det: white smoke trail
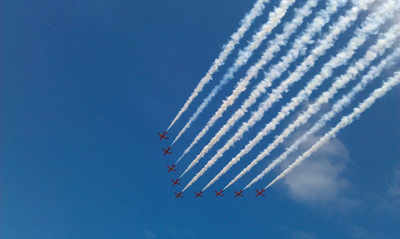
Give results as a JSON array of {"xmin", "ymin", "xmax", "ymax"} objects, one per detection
[
  {"xmin": 197, "ymin": 0, "xmax": 376, "ymax": 191},
  {"xmin": 183, "ymin": 0, "xmax": 376, "ymax": 190},
  {"xmin": 245, "ymin": 48, "xmax": 400, "ymax": 190},
  {"xmin": 172, "ymin": 0, "xmax": 315, "ymax": 145},
  {"xmin": 167, "ymin": 0, "xmax": 269, "ymax": 131},
  {"xmin": 177, "ymin": 0, "xmax": 323, "ymax": 153},
  {"xmin": 223, "ymin": 5, "xmax": 399, "ymax": 190},
  {"xmin": 177, "ymin": 0, "xmax": 351, "ymax": 166},
  {"xmin": 238, "ymin": 25, "xmax": 400, "ymax": 190},
  {"xmin": 266, "ymin": 71, "xmax": 400, "ymax": 188},
  {"xmin": 181, "ymin": 0, "xmax": 353, "ymax": 190},
  {"xmin": 176, "ymin": 0, "xmax": 298, "ymax": 162},
  {"xmin": 173, "ymin": 0, "xmax": 298, "ymax": 146}
]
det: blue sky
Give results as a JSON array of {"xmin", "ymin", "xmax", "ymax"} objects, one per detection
[{"xmin": 2, "ymin": 0, "xmax": 399, "ymax": 238}]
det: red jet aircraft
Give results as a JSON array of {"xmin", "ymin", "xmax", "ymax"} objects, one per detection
[
  {"xmin": 256, "ymin": 189, "xmax": 266, "ymax": 197},
  {"xmin": 158, "ymin": 131, "xmax": 169, "ymax": 140},
  {"xmin": 167, "ymin": 164, "xmax": 176, "ymax": 172},
  {"xmin": 171, "ymin": 178, "xmax": 181, "ymax": 186},
  {"xmin": 175, "ymin": 191, "xmax": 183, "ymax": 198},
  {"xmin": 162, "ymin": 147, "xmax": 172, "ymax": 156},
  {"xmin": 195, "ymin": 191, "xmax": 204, "ymax": 198},
  {"xmin": 234, "ymin": 190, "xmax": 244, "ymax": 197},
  {"xmin": 215, "ymin": 190, "xmax": 224, "ymax": 197}
]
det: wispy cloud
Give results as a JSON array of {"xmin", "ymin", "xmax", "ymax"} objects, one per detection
[
  {"xmin": 290, "ymin": 229, "xmax": 316, "ymax": 239},
  {"xmin": 386, "ymin": 164, "xmax": 400, "ymax": 204},
  {"xmin": 375, "ymin": 163, "xmax": 400, "ymax": 213},
  {"xmin": 351, "ymin": 226, "xmax": 374, "ymax": 239},
  {"xmin": 166, "ymin": 228, "xmax": 198, "ymax": 239},
  {"xmin": 279, "ymin": 131, "xmax": 361, "ymax": 211},
  {"xmin": 143, "ymin": 229, "xmax": 156, "ymax": 239}
]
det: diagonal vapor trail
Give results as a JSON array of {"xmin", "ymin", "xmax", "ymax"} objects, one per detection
[
  {"xmin": 181, "ymin": 0, "xmax": 352, "ymax": 191},
  {"xmin": 223, "ymin": 3, "xmax": 398, "ymax": 190},
  {"xmin": 245, "ymin": 48, "xmax": 400, "ymax": 190},
  {"xmin": 197, "ymin": 0, "xmax": 374, "ymax": 191},
  {"xmin": 266, "ymin": 71, "xmax": 400, "ymax": 188},
  {"xmin": 173, "ymin": 0, "xmax": 298, "ymax": 146},
  {"xmin": 177, "ymin": 0, "xmax": 350, "ymax": 168},
  {"xmin": 176, "ymin": 0, "xmax": 298, "ymax": 164},
  {"xmin": 172, "ymin": 0, "xmax": 314, "ymax": 146},
  {"xmin": 232, "ymin": 23, "xmax": 400, "ymax": 190},
  {"xmin": 167, "ymin": 0, "xmax": 269, "ymax": 131}
]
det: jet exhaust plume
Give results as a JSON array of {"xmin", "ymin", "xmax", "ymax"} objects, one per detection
[
  {"xmin": 172, "ymin": 0, "xmax": 318, "ymax": 146},
  {"xmin": 266, "ymin": 71, "xmax": 400, "ymax": 188},
  {"xmin": 197, "ymin": 0, "xmax": 373, "ymax": 190},
  {"xmin": 207, "ymin": 0, "xmax": 385, "ymax": 191},
  {"xmin": 238, "ymin": 23, "xmax": 400, "ymax": 190},
  {"xmin": 223, "ymin": 2, "xmax": 398, "ymax": 190},
  {"xmin": 163, "ymin": 0, "xmax": 398, "ymax": 195},
  {"xmin": 245, "ymin": 48, "xmax": 400, "ymax": 190},
  {"xmin": 167, "ymin": 0, "xmax": 269, "ymax": 131},
  {"xmin": 193, "ymin": 0, "xmax": 353, "ymax": 191},
  {"xmin": 178, "ymin": 0, "xmax": 324, "ymax": 188},
  {"xmin": 176, "ymin": 0, "xmax": 298, "ymax": 165}
]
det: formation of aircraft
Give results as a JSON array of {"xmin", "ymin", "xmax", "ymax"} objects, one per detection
[
  {"xmin": 215, "ymin": 190, "xmax": 224, "ymax": 197},
  {"xmin": 167, "ymin": 164, "xmax": 176, "ymax": 172},
  {"xmin": 195, "ymin": 191, "xmax": 204, "ymax": 198},
  {"xmin": 158, "ymin": 131, "xmax": 169, "ymax": 140},
  {"xmin": 159, "ymin": 131, "xmax": 269, "ymax": 198},
  {"xmin": 162, "ymin": 147, "xmax": 172, "ymax": 156},
  {"xmin": 256, "ymin": 189, "xmax": 266, "ymax": 197},
  {"xmin": 171, "ymin": 178, "xmax": 181, "ymax": 186},
  {"xmin": 234, "ymin": 190, "xmax": 244, "ymax": 197},
  {"xmin": 175, "ymin": 191, "xmax": 183, "ymax": 198}
]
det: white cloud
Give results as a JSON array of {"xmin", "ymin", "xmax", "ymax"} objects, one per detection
[
  {"xmin": 166, "ymin": 228, "xmax": 198, "ymax": 239},
  {"xmin": 143, "ymin": 229, "xmax": 156, "ymax": 239},
  {"xmin": 375, "ymin": 163, "xmax": 400, "ymax": 213},
  {"xmin": 290, "ymin": 229, "xmax": 316, "ymax": 239},
  {"xmin": 386, "ymin": 164, "xmax": 400, "ymax": 202},
  {"xmin": 351, "ymin": 226, "xmax": 374, "ymax": 239},
  {"xmin": 278, "ymin": 129, "xmax": 360, "ymax": 210}
]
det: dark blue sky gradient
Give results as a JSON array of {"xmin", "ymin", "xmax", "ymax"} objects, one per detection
[{"xmin": 2, "ymin": 1, "xmax": 399, "ymax": 238}]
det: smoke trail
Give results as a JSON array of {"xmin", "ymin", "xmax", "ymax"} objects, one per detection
[
  {"xmin": 176, "ymin": 0, "xmax": 298, "ymax": 162},
  {"xmin": 177, "ymin": 0, "xmax": 321, "ymax": 154},
  {"xmin": 177, "ymin": 0, "xmax": 352, "ymax": 166},
  {"xmin": 183, "ymin": 0, "xmax": 376, "ymax": 190},
  {"xmin": 173, "ymin": 0, "xmax": 319, "ymax": 146},
  {"xmin": 173, "ymin": 0, "xmax": 298, "ymax": 145},
  {"xmin": 235, "ymin": 24, "xmax": 400, "ymax": 190},
  {"xmin": 245, "ymin": 48, "xmax": 400, "ymax": 190},
  {"xmin": 167, "ymin": 0, "xmax": 269, "ymax": 131},
  {"xmin": 195, "ymin": 0, "xmax": 375, "ymax": 191},
  {"xmin": 223, "ymin": 4, "xmax": 399, "ymax": 190},
  {"xmin": 181, "ymin": 0, "xmax": 352, "ymax": 190},
  {"xmin": 266, "ymin": 71, "xmax": 400, "ymax": 188}
]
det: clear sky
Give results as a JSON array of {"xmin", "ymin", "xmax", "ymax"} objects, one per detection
[{"xmin": 2, "ymin": 0, "xmax": 399, "ymax": 238}]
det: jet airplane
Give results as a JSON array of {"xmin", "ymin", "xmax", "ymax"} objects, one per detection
[
  {"xmin": 175, "ymin": 191, "xmax": 183, "ymax": 198},
  {"xmin": 158, "ymin": 131, "xmax": 169, "ymax": 140},
  {"xmin": 256, "ymin": 189, "xmax": 266, "ymax": 197},
  {"xmin": 171, "ymin": 178, "xmax": 181, "ymax": 186},
  {"xmin": 195, "ymin": 191, "xmax": 204, "ymax": 198},
  {"xmin": 167, "ymin": 164, "xmax": 176, "ymax": 172},
  {"xmin": 162, "ymin": 147, "xmax": 172, "ymax": 156},
  {"xmin": 234, "ymin": 190, "xmax": 244, "ymax": 197},
  {"xmin": 215, "ymin": 190, "xmax": 224, "ymax": 197}
]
